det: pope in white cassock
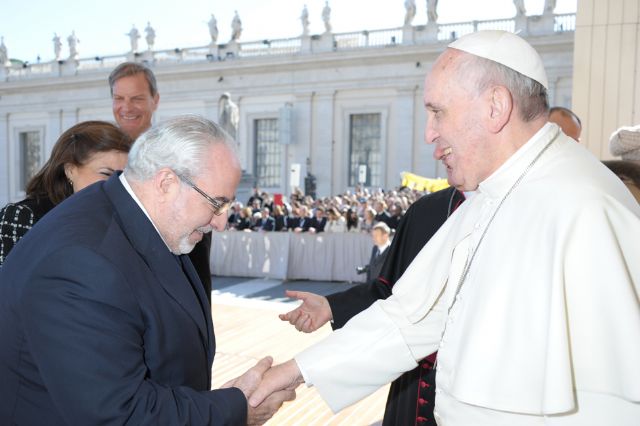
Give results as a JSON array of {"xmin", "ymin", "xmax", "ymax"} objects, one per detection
[{"xmin": 250, "ymin": 30, "xmax": 640, "ymax": 425}]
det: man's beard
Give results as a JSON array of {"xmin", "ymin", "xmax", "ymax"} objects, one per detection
[{"xmin": 175, "ymin": 225, "xmax": 213, "ymax": 254}]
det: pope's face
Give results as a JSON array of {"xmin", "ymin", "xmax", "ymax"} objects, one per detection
[
  {"xmin": 423, "ymin": 49, "xmax": 493, "ymax": 191},
  {"xmin": 112, "ymin": 73, "xmax": 159, "ymax": 140}
]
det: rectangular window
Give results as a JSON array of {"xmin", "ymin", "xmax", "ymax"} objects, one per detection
[
  {"xmin": 19, "ymin": 131, "xmax": 42, "ymax": 191},
  {"xmin": 254, "ymin": 118, "xmax": 281, "ymax": 187},
  {"xmin": 349, "ymin": 113, "xmax": 381, "ymax": 187}
]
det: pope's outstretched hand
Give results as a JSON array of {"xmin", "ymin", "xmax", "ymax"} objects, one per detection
[{"xmin": 279, "ymin": 290, "xmax": 333, "ymax": 333}]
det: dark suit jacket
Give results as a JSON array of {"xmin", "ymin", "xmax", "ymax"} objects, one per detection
[
  {"xmin": 292, "ymin": 216, "xmax": 311, "ymax": 231},
  {"xmin": 364, "ymin": 245, "xmax": 389, "ymax": 284},
  {"xmin": 374, "ymin": 210, "xmax": 394, "ymax": 228},
  {"xmin": 308, "ymin": 216, "xmax": 326, "ymax": 232},
  {"xmin": 189, "ymin": 233, "xmax": 212, "ymax": 304},
  {"xmin": 260, "ymin": 216, "xmax": 276, "ymax": 231},
  {"xmin": 274, "ymin": 215, "xmax": 286, "ymax": 231},
  {"xmin": 0, "ymin": 174, "xmax": 246, "ymax": 425}
]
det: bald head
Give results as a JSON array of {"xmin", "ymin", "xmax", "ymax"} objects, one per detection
[{"xmin": 549, "ymin": 107, "xmax": 582, "ymax": 142}]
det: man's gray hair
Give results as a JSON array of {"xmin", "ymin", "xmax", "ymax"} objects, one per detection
[
  {"xmin": 125, "ymin": 114, "xmax": 236, "ymax": 181},
  {"xmin": 457, "ymin": 53, "xmax": 549, "ymax": 122}
]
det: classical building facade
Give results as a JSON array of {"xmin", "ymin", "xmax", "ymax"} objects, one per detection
[{"xmin": 0, "ymin": 11, "xmax": 575, "ymax": 205}]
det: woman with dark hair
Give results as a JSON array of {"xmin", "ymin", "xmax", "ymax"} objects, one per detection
[
  {"xmin": 346, "ymin": 208, "xmax": 359, "ymax": 232},
  {"xmin": 0, "ymin": 121, "xmax": 132, "ymax": 265}
]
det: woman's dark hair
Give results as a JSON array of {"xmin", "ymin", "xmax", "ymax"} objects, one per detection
[
  {"xmin": 26, "ymin": 121, "xmax": 132, "ymax": 204},
  {"xmin": 346, "ymin": 208, "xmax": 359, "ymax": 230}
]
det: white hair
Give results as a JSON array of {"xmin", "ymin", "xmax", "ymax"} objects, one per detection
[
  {"xmin": 125, "ymin": 114, "xmax": 237, "ymax": 181},
  {"xmin": 455, "ymin": 53, "xmax": 549, "ymax": 122}
]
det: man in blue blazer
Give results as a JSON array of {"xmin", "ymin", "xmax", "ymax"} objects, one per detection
[{"xmin": 0, "ymin": 115, "xmax": 293, "ymax": 425}]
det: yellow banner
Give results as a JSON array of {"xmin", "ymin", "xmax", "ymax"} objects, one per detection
[{"xmin": 401, "ymin": 172, "xmax": 449, "ymax": 192}]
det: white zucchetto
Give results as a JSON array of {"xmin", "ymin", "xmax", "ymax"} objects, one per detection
[{"xmin": 449, "ymin": 30, "xmax": 549, "ymax": 90}]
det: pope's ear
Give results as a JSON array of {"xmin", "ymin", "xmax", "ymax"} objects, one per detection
[{"xmin": 486, "ymin": 86, "xmax": 512, "ymax": 133}]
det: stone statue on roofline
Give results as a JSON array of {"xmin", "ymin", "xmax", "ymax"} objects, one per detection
[
  {"xmin": 322, "ymin": 1, "xmax": 332, "ymax": 34},
  {"xmin": 513, "ymin": 0, "xmax": 526, "ymax": 17},
  {"xmin": 427, "ymin": 0, "xmax": 438, "ymax": 24},
  {"xmin": 231, "ymin": 11, "xmax": 242, "ymax": 42},
  {"xmin": 404, "ymin": 0, "xmax": 417, "ymax": 27},
  {"xmin": 127, "ymin": 25, "xmax": 141, "ymax": 53},
  {"xmin": 0, "ymin": 37, "xmax": 10, "ymax": 67},
  {"xmin": 67, "ymin": 31, "xmax": 79, "ymax": 60},
  {"xmin": 145, "ymin": 22, "xmax": 155, "ymax": 50},
  {"xmin": 208, "ymin": 14, "xmax": 219, "ymax": 44},
  {"xmin": 301, "ymin": 5, "xmax": 310, "ymax": 36},
  {"xmin": 52, "ymin": 33, "xmax": 62, "ymax": 61},
  {"xmin": 544, "ymin": 0, "xmax": 557, "ymax": 15}
]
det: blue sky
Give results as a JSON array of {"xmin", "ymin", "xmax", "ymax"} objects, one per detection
[{"xmin": 3, "ymin": 0, "xmax": 576, "ymax": 63}]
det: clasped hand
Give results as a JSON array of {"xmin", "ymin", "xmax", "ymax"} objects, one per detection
[{"xmin": 221, "ymin": 356, "xmax": 302, "ymax": 425}]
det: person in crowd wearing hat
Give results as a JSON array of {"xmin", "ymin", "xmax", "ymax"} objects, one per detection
[
  {"xmin": 549, "ymin": 106, "xmax": 582, "ymax": 141},
  {"xmin": 606, "ymin": 124, "xmax": 640, "ymax": 202},
  {"xmin": 249, "ymin": 30, "xmax": 640, "ymax": 425},
  {"xmin": 610, "ymin": 124, "xmax": 640, "ymax": 162}
]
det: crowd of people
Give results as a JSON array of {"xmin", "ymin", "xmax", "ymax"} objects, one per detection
[{"xmin": 227, "ymin": 186, "xmax": 425, "ymax": 234}]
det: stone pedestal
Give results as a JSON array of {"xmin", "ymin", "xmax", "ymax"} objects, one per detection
[
  {"xmin": 314, "ymin": 32, "xmax": 334, "ymax": 53},
  {"xmin": 61, "ymin": 60, "xmax": 78, "ymax": 76},
  {"xmin": 224, "ymin": 40, "xmax": 240, "ymax": 59},
  {"xmin": 528, "ymin": 14, "xmax": 556, "ymax": 36},
  {"xmin": 300, "ymin": 35, "xmax": 312, "ymax": 54},
  {"xmin": 208, "ymin": 43, "xmax": 219, "ymax": 60},
  {"xmin": 0, "ymin": 66, "xmax": 8, "ymax": 81},
  {"xmin": 416, "ymin": 22, "xmax": 438, "ymax": 43},
  {"xmin": 402, "ymin": 25, "xmax": 415, "ymax": 45},
  {"xmin": 514, "ymin": 16, "xmax": 529, "ymax": 35},
  {"xmin": 139, "ymin": 50, "xmax": 154, "ymax": 63}
]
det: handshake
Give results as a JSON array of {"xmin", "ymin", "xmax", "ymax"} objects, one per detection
[{"xmin": 222, "ymin": 356, "xmax": 304, "ymax": 425}]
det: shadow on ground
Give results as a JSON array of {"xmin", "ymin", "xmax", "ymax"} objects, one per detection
[{"xmin": 212, "ymin": 275, "xmax": 363, "ymax": 305}]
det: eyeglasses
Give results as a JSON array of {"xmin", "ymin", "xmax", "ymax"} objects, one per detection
[{"xmin": 176, "ymin": 173, "xmax": 233, "ymax": 216}]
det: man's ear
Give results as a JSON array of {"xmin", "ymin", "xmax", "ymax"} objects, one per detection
[
  {"xmin": 486, "ymin": 86, "xmax": 513, "ymax": 133},
  {"xmin": 152, "ymin": 93, "xmax": 160, "ymax": 111},
  {"xmin": 153, "ymin": 168, "xmax": 179, "ymax": 201}
]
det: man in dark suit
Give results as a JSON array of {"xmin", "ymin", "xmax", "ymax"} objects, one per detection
[
  {"xmin": 293, "ymin": 205, "xmax": 312, "ymax": 233},
  {"xmin": 308, "ymin": 206, "xmax": 327, "ymax": 233},
  {"xmin": 259, "ymin": 207, "xmax": 276, "ymax": 231},
  {"xmin": 109, "ymin": 62, "xmax": 213, "ymax": 304},
  {"xmin": 0, "ymin": 116, "xmax": 293, "ymax": 425},
  {"xmin": 373, "ymin": 200, "xmax": 394, "ymax": 228},
  {"xmin": 358, "ymin": 221, "xmax": 391, "ymax": 283}
]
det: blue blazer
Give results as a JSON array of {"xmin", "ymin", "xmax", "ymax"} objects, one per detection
[{"xmin": 0, "ymin": 174, "xmax": 246, "ymax": 425}]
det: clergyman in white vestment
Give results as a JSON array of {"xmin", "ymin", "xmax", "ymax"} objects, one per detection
[{"xmin": 249, "ymin": 30, "xmax": 640, "ymax": 425}]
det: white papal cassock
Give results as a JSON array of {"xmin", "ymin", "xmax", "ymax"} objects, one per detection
[{"xmin": 296, "ymin": 123, "xmax": 640, "ymax": 425}]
